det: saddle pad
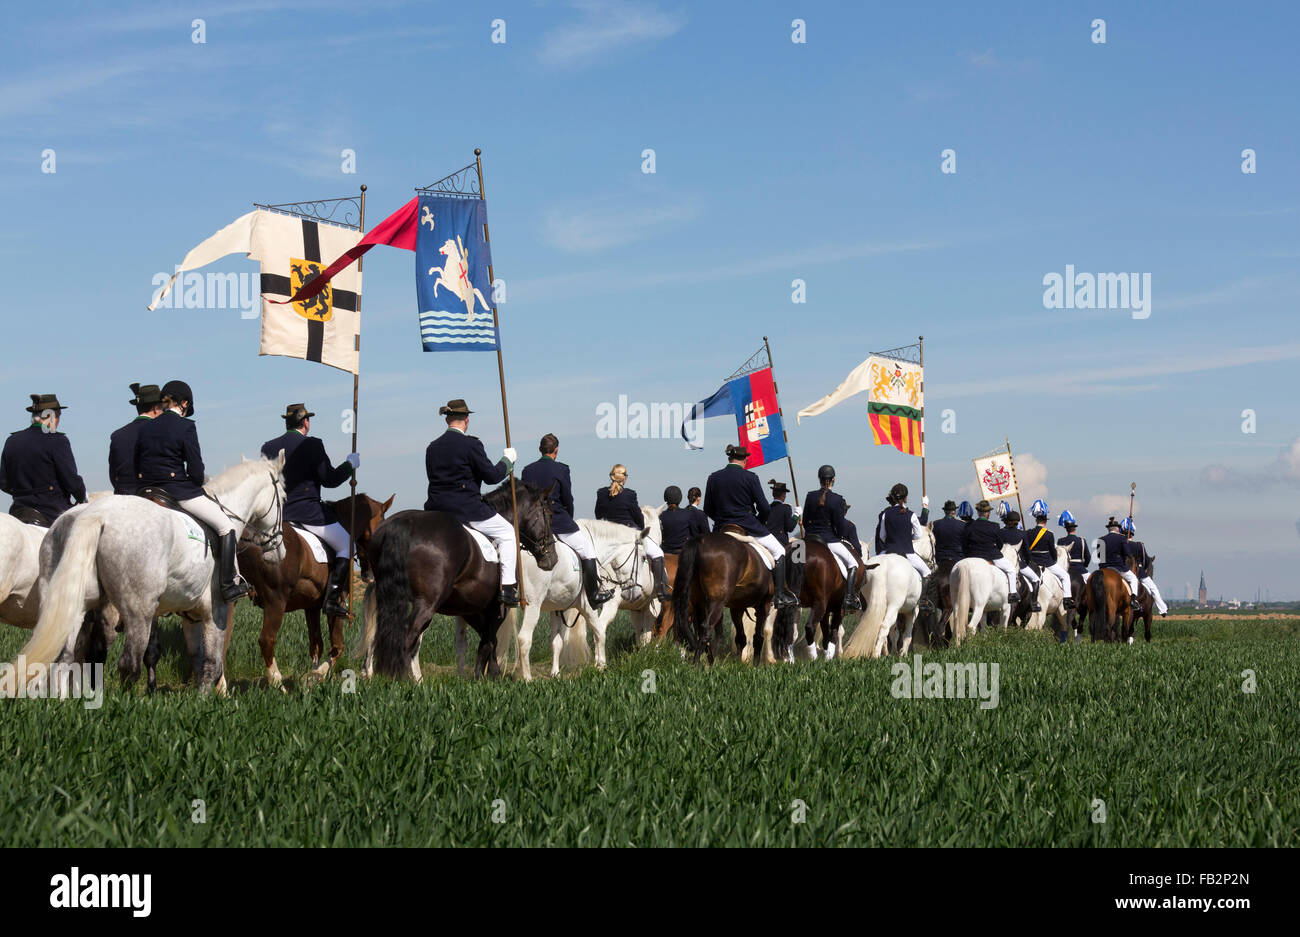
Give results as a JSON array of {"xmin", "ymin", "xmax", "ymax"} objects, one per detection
[
  {"xmin": 723, "ymin": 531, "xmax": 774, "ymax": 569},
  {"xmin": 791, "ymin": 538, "xmax": 846, "ymax": 579},
  {"xmin": 465, "ymin": 525, "xmax": 498, "ymax": 563},
  {"xmin": 291, "ymin": 525, "xmax": 329, "ymax": 564},
  {"xmin": 557, "ymin": 540, "xmax": 580, "ymax": 573}
]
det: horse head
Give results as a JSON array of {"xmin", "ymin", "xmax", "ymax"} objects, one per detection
[
  {"xmin": 485, "ymin": 481, "xmax": 557, "ymax": 571},
  {"xmin": 641, "ymin": 504, "xmax": 663, "ymax": 546}
]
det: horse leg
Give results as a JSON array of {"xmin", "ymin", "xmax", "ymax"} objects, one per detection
[
  {"xmin": 761, "ymin": 606, "xmax": 777, "ymax": 664},
  {"xmin": 143, "ymin": 618, "xmax": 161, "ymax": 693},
  {"xmin": 198, "ymin": 602, "xmax": 231, "ymax": 695},
  {"xmin": 454, "ymin": 617, "xmax": 469, "ymax": 677},
  {"xmin": 258, "ymin": 601, "xmax": 287, "ymax": 688},
  {"xmin": 592, "ymin": 601, "xmax": 616, "ymax": 670},
  {"xmin": 306, "ymin": 607, "xmax": 324, "ymax": 674},
  {"xmin": 514, "ymin": 604, "xmax": 536, "ymax": 681},
  {"xmin": 116, "ymin": 609, "xmax": 153, "ymax": 690},
  {"xmin": 899, "ymin": 605, "xmax": 920, "ymax": 656}
]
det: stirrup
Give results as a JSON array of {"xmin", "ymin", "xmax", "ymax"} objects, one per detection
[
  {"xmin": 501, "ymin": 584, "xmax": 520, "ymax": 608},
  {"xmin": 774, "ymin": 589, "xmax": 798, "ymax": 609},
  {"xmin": 221, "ymin": 578, "xmax": 250, "ymax": 602}
]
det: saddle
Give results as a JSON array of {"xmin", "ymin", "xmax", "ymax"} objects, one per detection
[
  {"xmin": 9, "ymin": 505, "xmax": 50, "ymax": 528},
  {"xmin": 134, "ymin": 487, "xmax": 218, "ymax": 553},
  {"xmin": 288, "ymin": 523, "xmax": 334, "ymax": 564},
  {"xmin": 720, "ymin": 526, "xmax": 775, "ymax": 569}
]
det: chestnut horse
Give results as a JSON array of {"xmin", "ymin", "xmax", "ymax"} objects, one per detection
[
  {"xmin": 238, "ymin": 492, "xmax": 393, "ymax": 687},
  {"xmin": 672, "ymin": 529, "xmax": 779, "ymax": 665},
  {"xmin": 363, "ymin": 482, "xmax": 558, "ymax": 679},
  {"xmin": 1082, "ymin": 567, "xmax": 1135, "ymax": 642}
]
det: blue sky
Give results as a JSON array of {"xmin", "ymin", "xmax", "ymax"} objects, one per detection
[{"xmin": 2, "ymin": 1, "xmax": 1297, "ymax": 599}]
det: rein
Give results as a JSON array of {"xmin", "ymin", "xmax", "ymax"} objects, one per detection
[{"xmin": 206, "ymin": 471, "xmax": 284, "ymax": 551}]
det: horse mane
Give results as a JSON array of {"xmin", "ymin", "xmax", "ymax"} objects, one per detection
[
  {"xmin": 483, "ymin": 481, "xmax": 545, "ymax": 513},
  {"xmin": 579, "ymin": 517, "xmax": 643, "ymax": 548},
  {"xmin": 206, "ymin": 457, "xmax": 280, "ymax": 497}
]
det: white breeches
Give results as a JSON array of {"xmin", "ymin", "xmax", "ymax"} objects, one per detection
[
  {"xmin": 901, "ymin": 552, "xmax": 929, "ymax": 579},
  {"xmin": 1020, "ymin": 565, "xmax": 1040, "ymax": 585},
  {"xmin": 1119, "ymin": 568, "xmax": 1140, "ymax": 599},
  {"xmin": 1140, "ymin": 575, "xmax": 1167, "ymax": 614},
  {"xmin": 179, "ymin": 496, "xmax": 235, "ymax": 538},
  {"xmin": 1046, "ymin": 563, "xmax": 1071, "ymax": 597},
  {"xmin": 299, "ymin": 521, "xmax": 352, "ymax": 557},
  {"xmin": 469, "ymin": 513, "xmax": 517, "ymax": 586},
  {"xmin": 641, "ymin": 536, "xmax": 664, "ymax": 560},
  {"xmin": 556, "ymin": 527, "xmax": 596, "ymax": 561},
  {"xmin": 992, "ymin": 556, "xmax": 1018, "ymax": 594},
  {"xmin": 826, "ymin": 540, "xmax": 857, "ymax": 573},
  {"xmin": 754, "ymin": 532, "xmax": 786, "ymax": 564}
]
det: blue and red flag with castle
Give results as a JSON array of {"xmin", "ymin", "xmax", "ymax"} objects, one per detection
[{"xmin": 681, "ymin": 366, "xmax": 788, "ymax": 469}]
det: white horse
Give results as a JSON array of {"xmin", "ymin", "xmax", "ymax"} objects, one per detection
[
  {"xmin": 565, "ymin": 512, "xmax": 663, "ymax": 669},
  {"xmin": 842, "ymin": 525, "xmax": 935, "ymax": 659},
  {"xmin": 428, "ymin": 237, "xmax": 491, "ymax": 322},
  {"xmin": 17, "ymin": 456, "xmax": 286, "ymax": 695},
  {"xmin": 0, "ymin": 515, "xmax": 48, "ymax": 630},
  {"xmin": 494, "ymin": 542, "xmax": 601, "ymax": 682},
  {"xmin": 948, "ymin": 542, "xmax": 1020, "ymax": 646},
  {"xmin": 1025, "ymin": 545, "xmax": 1072, "ymax": 635}
]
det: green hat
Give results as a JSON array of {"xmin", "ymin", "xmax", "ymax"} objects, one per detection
[
  {"xmin": 439, "ymin": 399, "xmax": 473, "ymax": 417},
  {"xmin": 282, "ymin": 403, "xmax": 316, "ymax": 423},
  {"xmin": 26, "ymin": 393, "xmax": 65, "ymax": 413},
  {"xmin": 129, "ymin": 383, "xmax": 163, "ymax": 408}
]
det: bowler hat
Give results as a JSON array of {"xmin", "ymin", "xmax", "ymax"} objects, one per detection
[{"xmin": 26, "ymin": 393, "xmax": 65, "ymax": 413}]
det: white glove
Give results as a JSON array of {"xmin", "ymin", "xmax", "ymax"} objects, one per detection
[
  {"xmin": 346, "ymin": 453, "xmax": 360, "ymax": 469},
  {"xmin": 791, "ymin": 506, "xmax": 801, "ymax": 518},
  {"xmin": 503, "ymin": 447, "xmax": 517, "ymax": 463},
  {"xmin": 921, "ymin": 496, "xmax": 929, "ymax": 509}
]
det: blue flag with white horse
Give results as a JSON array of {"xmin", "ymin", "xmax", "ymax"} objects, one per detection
[{"xmin": 415, "ymin": 196, "xmax": 498, "ymax": 352}]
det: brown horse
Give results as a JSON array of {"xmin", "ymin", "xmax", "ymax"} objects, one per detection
[
  {"xmin": 1081, "ymin": 567, "xmax": 1135, "ymax": 642},
  {"xmin": 238, "ymin": 492, "xmax": 393, "ymax": 687},
  {"xmin": 672, "ymin": 529, "xmax": 779, "ymax": 665},
  {"xmin": 1129, "ymin": 554, "xmax": 1156, "ymax": 643},
  {"xmin": 773, "ymin": 539, "xmax": 862, "ymax": 659},
  {"xmin": 364, "ymin": 482, "xmax": 558, "ymax": 679}
]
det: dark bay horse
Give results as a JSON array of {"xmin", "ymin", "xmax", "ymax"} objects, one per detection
[
  {"xmin": 773, "ymin": 539, "xmax": 861, "ymax": 659},
  {"xmin": 1130, "ymin": 554, "xmax": 1156, "ymax": 643},
  {"xmin": 365, "ymin": 482, "xmax": 557, "ymax": 679},
  {"xmin": 672, "ymin": 529, "xmax": 779, "ymax": 665},
  {"xmin": 1082, "ymin": 568, "xmax": 1135, "ymax": 642},
  {"xmin": 238, "ymin": 492, "xmax": 393, "ymax": 686}
]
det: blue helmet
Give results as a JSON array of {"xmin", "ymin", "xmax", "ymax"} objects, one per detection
[
  {"xmin": 1030, "ymin": 498, "xmax": 1049, "ymax": 519},
  {"xmin": 957, "ymin": 500, "xmax": 974, "ymax": 519},
  {"xmin": 997, "ymin": 500, "xmax": 1011, "ymax": 518},
  {"xmin": 1058, "ymin": 509, "xmax": 1077, "ymax": 528},
  {"xmin": 1119, "ymin": 517, "xmax": 1134, "ymax": 534}
]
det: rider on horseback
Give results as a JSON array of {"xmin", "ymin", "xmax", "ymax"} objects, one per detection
[
  {"xmin": 109, "ymin": 384, "xmax": 164, "ymax": 495},
  {"xmin": 801, "ymin": 464, "xmax": 861, "ymax": 612},
  {"xmin": 424, "ymin": 398, "xmax": 521, "ymax": 607},
  {"xmin": 765, "ymin": 479, "xmax": 798, "ymax": 547},
  {"xmin": 595, "ymin": 463, "xmax": 669, "ymax": 599},
  {"xmin": 521, "ymin": 434, "xmax": 615, "ymax": 609},
  {"xmin": 1024, "ymin": 499, "xmax": 1075, "ymax": 610},
  {"xmin": 964, "ymin": 499, "xmax": 1018, "ymax": 602},
  {"xmin": 874, "ymin": 482, "xmax": 933, "ymax": 610},
  {"xmin": 261, "ymin": 403, "xmax": 360, "ymax": 618},
  {"xmin": 998, "ymin": 510, "xmax": 1042, "ymax": 613},
  {"xmin": 956, "ymin": 500, "xmax": 974, "ymax": 523},
  {"xmin": 1121, "ymin": 518, "xmax": 1167, "ymax": 617},
  {"xmin": 659, "ymin": 485, "xmax": 692, "ymax": 554},
  {"xmin": 1097, "ymin": 517, "xmax": 1142, "ymax": 613},
  {"xmin": 706, "ymin": 444, "xmax": 798, "ymax": 608},
  {"xmin": 134, "ymin": 380, "xmax": 248, "ymax": 601},
  {"xmin": 0, "ymin": 393, "xmax": 87, "ymax": 526},
  {"xmin": 1057, "ymin": 510, "xmax": 1091, "ymax": 578}
]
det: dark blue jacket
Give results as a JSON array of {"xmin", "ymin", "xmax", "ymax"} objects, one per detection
[
  {"xmin": 687, "ymin": 505, "xmax": 711, "ymax": 536},
  {"xmin": 109, "ymin": 416, "xmax": 152, "ymax": 495},
  {"xmin": 520, "ymin": 456, "xmax": 578, "ymax": 535},
  {"xmin": 1022, "ymin": 524, "xmax": 1057, "ymax": 568},
  {"xmin": 962, "ymin": 517, "xmax": 1003, "ymax": 561},
  {"xmin": 843, "ymin": 519, "xmax": 862, "ymax": 555},
  {"xmin": 261, "ymin": 430, "xmax": 353, "ymax": 526},
  {"xmin": 933, "ymin": 515, "xmax": 965, "ymax": 564},
  {"xmin": 765, "ymin": 499, "xmax": 797, "ymax": 547},
  {"xmin": 134, "ymin": 410, "xmax": 206, "ymax": 500},
  {"xmin": 1058, "ymin": 533, "xmax": 1090, "ymax": 575},
  {"xmin": 424, "ymin": 429, "xmax": 508, "ymax": 522},
  {"xmin": 704, "ymin": 464, "xmax": 771, "ymax": 537},
  {"xmin": 659, "ymin": 506, "xmax": 694, "ymax": 553},
  {"xmin": 802, "ymin": 488, "xmax": 848, "ymax": 542},
  {"xmin": 878, "ymin": 505, "xmax": 915, "ymax": 555},
  {"xmin": 1125, "ymin": 539, "xmax": 1151, "ymax": 577},
  {"xmin": 1096, "ymin": 531, "xmax": 1128, "ymax": 570},
  {"xmin": 0, "ymin": 424, "xmax": 87, "ymax": 521},
  {"xmin": 594, "ymin": 486, "xmax": 643, "ymax": 529}
]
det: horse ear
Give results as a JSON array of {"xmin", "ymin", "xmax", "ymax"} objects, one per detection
[
  {"xmin": 544, "ymin": 481, "xmax": 556, "ymax": 498},
  {"xmin": 275, "ymin": 448, "xmax": 286, "ymax": 470},
  {"xmin": 383, "ymin": 494, "xmax": 395, "ymax": 511}
]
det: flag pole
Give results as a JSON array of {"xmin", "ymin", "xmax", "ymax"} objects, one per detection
[
  {"xmin": 918, "ymin": 335, "xmax": 926, "ymax": 501},
  {"xmin": 473, "ymin": 148, "xmax": 526, "ymax": 608},
  {"xmin": 762, "ymin": 336, "xmax": 802, "ymax": 532},
  {"xmin": 345, "ymin": 185, "xmax": 365, "ymax": 614},
  {"xmin": 1007, "ymin": 437, "xmax": 1025, "ymax": 525},
  {"xmin": 1128, "ymin": 482, "xmax": 1136, "ymax": 526}
]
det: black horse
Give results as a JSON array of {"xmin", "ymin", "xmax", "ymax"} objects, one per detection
[{"xmin": 368, "ymin": 482, "xmax": 557, "ymax": 679}]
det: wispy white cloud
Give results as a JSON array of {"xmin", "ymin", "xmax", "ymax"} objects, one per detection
[
  {"xmin": 539, "ymin": 0, "xmax": 685, "ymax": 68},
  {"xmin": 542, "ymin": 197, "xmax": 698, "ymax": 252}
]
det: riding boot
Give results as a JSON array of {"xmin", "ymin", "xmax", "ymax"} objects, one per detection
[
  {"xmin": 1130, "ymin": 595, "xmax": 1142, "ymax": 613},
  {"xmin": 581, "ymin": 557, "xmax": 615, "ymax": 608},
  {"xmin": 1063, "ymin": 595, "xmax": 1076, "ymax": 610},
  {"xmin": 218, "ymin": 531, "xmax": 250, "ymax": 602},
  {"xmin": 1030, "ymin": 583, "xmax": 1042, "ymax": 613},
  {"xmin": 323, "ymin": 556, "xmax": 353, "ymax": 619},
  {"xmin": 649, "ymin": 556, "xmax": 670, "ymax": 600},
  {"xmin": 501, "ymin": 584, "xmax": 520, "ymax": 607},
  {"xmin": 772, "ymin": 557, "xmax": 798, "ymax": 609},
  {"xmin": 842, "ymin": 568, "xmax": 863, "ymax": 611}
]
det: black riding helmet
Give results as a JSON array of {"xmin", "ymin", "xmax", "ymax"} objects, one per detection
[
  {"xmin": 889, "ymin": 482, "xmax": 908, "ymax": 504},
  {"xmin": 663, "ymin": 485, "xmax": 682, "ymax": 505},
  {"xmin": 161, "ymin": 379, "xmax": 195, "ymax": 417},
  {"xmin": 817, "ymin": 464, "xmax": 835, "ymax": 482},
  {"xmin": 1003, "ymin": 511, "xmax": 1021, "ymax": 526}
]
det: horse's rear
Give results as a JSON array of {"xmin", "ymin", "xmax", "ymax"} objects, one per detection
[
  {"xmin": 0, "ymin": 514, "xmax": 46, "ymax": 629},
  {"xmin": 1084, "ymin": 568, "xmax": 1133, "ymax": 642},
  {"xmin": 671, "ymin": 533, "xmax": 771, "ymax": 664}
]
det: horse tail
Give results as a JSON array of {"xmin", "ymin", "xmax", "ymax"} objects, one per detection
[
  {"xmin": 672, "ymin": 538, "xmax": 701, "ymax": 651},
  {"xmin": 558, "ymin": 609, "xmax": 591, "ymax": 669},
  {"xmin": 371, "ymin": 519, "xmax": 416, "ymax": 678},
  {"xmin": 496, "ymin": 607, "xmax": 520, "ymax": 674},
  {"xmin": 951, "ymin": 561, "xmax": 973, "ymax": 646},
  {"xmin": 21, "ymin": 513, "xmax": 103, "ymax": 666},
  {"xmin": 352, "ymin": 583, "xmax": 378, "ymax": 667},
  {"xmin": 1089, "ymin": 571, "xmax": 1108, "ymax": 640},
  {"xmin": 843, "ymin": 561, "xmax": 889, "ymax": 659}
]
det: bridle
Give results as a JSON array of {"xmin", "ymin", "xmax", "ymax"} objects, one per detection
[{"xmin": 207, "ymin": 471, "xmax": 284, "ymax": 552}]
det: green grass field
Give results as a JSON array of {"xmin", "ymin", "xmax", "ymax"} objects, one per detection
[{"xmin": 1, "ymin": 605, "xmax": 1296, "ymax": 847}]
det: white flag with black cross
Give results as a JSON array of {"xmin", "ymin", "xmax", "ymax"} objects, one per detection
[{"xmin": 148, "ymin": 207, "xmax": 363, "ymax": 374}]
